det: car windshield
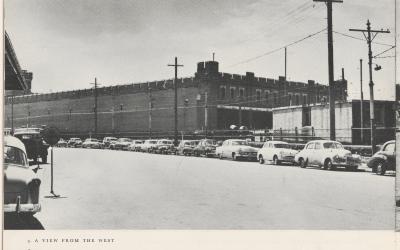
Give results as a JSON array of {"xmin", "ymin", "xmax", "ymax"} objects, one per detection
[
  {"xmin": 274, "ymin": 143, "xmax": 290, "ymax": 149},
  {"xmin": 231, "ymin": 140, "xmax": 248, "ymax": 146},
  {"xmin": 161, "ymin": 141, "xmax": 172, "ymax": 144},
  {"xmin": 4, "ymin": 146, "xmax": 27, "ymax": 166},
  {"xmin": 323, "ymin": 142, "xmax": 343, "ymax": 149},
  {"xmin": 149, "ymin": 141, "xmax": 157, "ymax": 144},
  {"xmin": 184, "ymin": 142, "xmax": 191, "ymax": 146},
  {"xmin": 135, "ymin": 141, "xmax": 143, "ymax": 144},
  {"xmin": 119, "ymin": 138, "xmax": 131, "ymax": 142}
]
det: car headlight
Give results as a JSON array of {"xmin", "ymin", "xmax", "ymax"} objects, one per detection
[{"xmin": 238, "ymin": 149, "xmax": 243, "ymax": 154}]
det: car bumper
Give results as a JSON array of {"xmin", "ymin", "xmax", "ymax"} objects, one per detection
[
  {"xmin": 4, "ymin": 203, "xmax": 41, "ymax": 213},
  {"xmin": 279, "ymin": 155, "xmax": 296, "ymax": 163}
]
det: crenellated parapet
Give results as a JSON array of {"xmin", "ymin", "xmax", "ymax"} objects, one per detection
[{"xmin": 5, "ymin": 77, "xmax": 199, "ymax": 105}]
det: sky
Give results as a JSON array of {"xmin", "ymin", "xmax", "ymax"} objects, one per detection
[{"xmin": 4, "ymin": 0, "xmax": 398, "ymax": 100}]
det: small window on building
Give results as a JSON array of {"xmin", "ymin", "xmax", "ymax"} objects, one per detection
[
  {"xmin": 230, "ymin": 87, "xmax": 236, "ymax": 99},
  {"xmin": 219, "ymin": 86, "xmax": 226, "ymax": 99},
  {"xmin": 303, "ymin": 95, "xmax": 307, "ymax": 105},
  {"xmin": 288, "ymin": 94, "xmax": 292, "ymax": 106},
  {"xmin": 295, "ymin": 95, "xmax": 300, "ymax": 105},
  {"xmin": 256, "ymin": 89, "xmax": 261, "ymax": 101},
  {"xmin": 265, "ymin": 91, "xmax": 269, "ymax": 103},
  {"xmin": 273, "ymin": 92, "xmax": 278, "ymax": 105},
  {"xmin": 239, "ymin": 88, "xmax": 245, "ymax": 98}
]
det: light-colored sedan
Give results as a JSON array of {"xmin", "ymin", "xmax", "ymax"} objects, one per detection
[
  {"xmin": 215, "ymin": 139, "xmax": 258, "ymax": 161},
  {"xmin": 4, "ymin": 136, "xmax": 41, "ymax": 215},
  {"xmin": 128, "ymin": 140, "xmax": 144, "ymax": 151},
  {"xmin": 257, "ymin": 141, "xmax": 298, "ymax": 165},
  {"xmin": 294, "ymin": 140, "xmax": 359, "ymax": 171},
  {"xmin": 139, "ymin": 139, "xmax": 158, "ymax": 152},
  {"xmin": 82, "ymin": 138, "xmax": 101, "ymax": 149}
]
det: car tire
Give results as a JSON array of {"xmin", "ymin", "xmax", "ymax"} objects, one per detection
[
  {"xmin": 232, "ymin": 153, "xmax": 238, "ymax": 161},
  {"xmin": 259, "ymin": 155, "xmax": 265, "ymax": 164},
  {"xmin": 299, "ymin": 158, "xmax": 307, "ymax": 168},
  {"xmin": 325, "ymin": 159, "xmax": 335, "ymax": 171},
  {"xmin": 376, "ymin": 162, "xmax": 386, "ymax": 175},
  {"xmin": 273, "ymin": 155, "xmax": 280, "ymax": 165},
  {"xmin": 218, "ymin": 154, "xmax": 223, "ymax": 160}
]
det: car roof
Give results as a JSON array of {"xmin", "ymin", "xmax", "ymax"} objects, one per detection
[
  {"xmin": 4, "ymin": 136, "xmax": 26, "ymax": 152},
  {"xmin": 268, "ymin": 141, "xmax": 288, "ymax": 144},
  {"xmin": 306, "ymin": 140, "xmax": 338, "ymax": 144}
]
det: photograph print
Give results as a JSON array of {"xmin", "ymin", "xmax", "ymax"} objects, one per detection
[{"xmin": 3, "ymin": 0, "xmax": 398, "ymax": 230}]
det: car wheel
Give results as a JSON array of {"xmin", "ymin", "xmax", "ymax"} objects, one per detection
[
  {"xmin": 232, "ymin": 153, "xmax": 238, "ymax": 161},
  {"xmin": 259, "ymin": 155, "xmax": 265, "ymax": 164},
  {"xmin": 218, "ymin": 154, "xmax": 223, "ymax": 160},
  {"xmin": 273, "ymin": 155, "xmax": 280, "ymax": 165},
  {"xmin": 325, "ymin": 159, "xmax": 335, "ymax": 171},
  {"xmin": 299, "ymin": 158, "xmax": 307, "ymax": 168},
  {"xmin": 376, "ymin": 162, "xmax": 386, "ymax": 175}
]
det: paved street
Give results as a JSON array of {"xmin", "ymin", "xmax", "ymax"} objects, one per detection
[{"xmin": 22, "ymin": 148, "xmax": 395, "ymax": 229}]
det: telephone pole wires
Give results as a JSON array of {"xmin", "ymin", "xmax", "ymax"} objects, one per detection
[
  {"xmin": 350, "ymin": 20, "xmax": 390, "ymax": 153},
  {"xmin": 313, "ymin": 0, "xmax": 343, "ymax": 141},
  {"xmin": 168, "ymin": 57, "xmax": 183, "ymax": 146}
]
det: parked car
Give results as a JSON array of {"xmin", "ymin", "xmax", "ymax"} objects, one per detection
[
  {"xmin": 4, "ymin": 135, "xmax": 41, "ymax": 216},
  {"xmin": 154, "ymin": 139, "xmax": 175, "ymax": 154},
  {"xmin": 128, "ymin": 140, "xmax": 144, "ymax": 151},
  {"xmin": 139, "ymin": 139, "xmax": 158, "ymax": 152},
  {"xmin": 367, "ymin": 140, "xmax": 395, "ymax": 175},
  {"xmin": 294, "ymin": 140, "xmax": 359, "ymax": 171},
  {"xmin": 102, "ymin": 137, "xmax": 118, "ymax": 149},
  {"xmin": 193, "ymin": 139, "xmax": 218, "ymax": 157},
  {"xmin": 114, "ymin": 138, "xmax": 133, "ymax": 150},
  {"xmin": 67, "ymin": 138, "xmax": 82, "ymax": 148},
  {"xmin": 56, "ymin": 138, "xmax": 67, "ymax": 147},
  {"xmin": 215, "ymin": 139, "xmax": 258, "ymax": 161},
  {"xmin": 82, "ymin": 138, "xmax": 102, "ymax": 149},
  {"xmin": 13, "ymin": 127, "xmax": 49, "ymax": 163},
  {"xmin": 176, "ymin": 140, "xmax": 199, "ymax": 156},
  {"xmin": 257, "ymin": 141, "xmax": 298, "ymax": 165}
]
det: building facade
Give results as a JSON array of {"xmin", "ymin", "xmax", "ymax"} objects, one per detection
[{"xmin": 4, "ymin": 61, "xmax": 348, "ymax": 138}]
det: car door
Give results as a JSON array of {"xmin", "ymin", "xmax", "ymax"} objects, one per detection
[
  {"xmin": 382, "ymin": 142, "xmax": 395, "ymax": 169},
  {"xmin": 265, "ymin": 143, "xmax": 273, "ymax": 161},
  {"xmin": 312, "ymin": 142, "xmax": 323, "ymax": 165},
  {"xmin": 304, "ymin": 142, "xmax": 315, "ymax": 164}
]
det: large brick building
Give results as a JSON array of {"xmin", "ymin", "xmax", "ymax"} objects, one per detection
[{"xmin": 4, "ymin": 61, "xmax": 347, "ymax": 138}]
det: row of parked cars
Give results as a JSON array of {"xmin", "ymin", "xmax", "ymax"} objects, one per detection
[{"xmin": 56, "ymin": 136, "xmax": 396, "ymax": 175}]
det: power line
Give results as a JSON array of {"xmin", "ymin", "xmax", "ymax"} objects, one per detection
[
  {"xmin": 333, "ymin": 30, "xmax": 394, "ymax": 47},
  {"xmin": 227, "ymin": 28, "xmax": 327, "ymax": 68}
]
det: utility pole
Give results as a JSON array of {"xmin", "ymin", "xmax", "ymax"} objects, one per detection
[
  {"xmin": 205, "ymin": 92, "xmax": 208, "ymax": 139},
  {"xmin": 90, "ymin": 78, "xmax": 99, "ymax": 138},
  {"xmin": 168, "ymin": 57, "xmax": 183, "ymax": 146},
  {"xmin": 148, "ymin": 87, "xmax": 154, "ymax": 139},
  {"xmin": 360, "ymin": 59, "xmax": 364, "ymax": 144},
  {"xmin": 284, "ymin": 47, "xmax": 287, "ymax": 106},
  {"xmin": 313, "ymin": 0, "xmax": 342, "ymax": 141},
  {"xmin": 350, "ymin": 20, "xmax": 390, "ymax": 153}
]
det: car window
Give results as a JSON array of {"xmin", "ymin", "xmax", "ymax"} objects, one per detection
[
  {"xmin": 4, "ymin": 146, "xmax": 27, "ymax": 166},
  {"xmin": 315, "ymin": 143, "xmax": 322, "ymax": 150},
  {"xmin": 274, "ymin": 143, "xmax": 290, "ymax": 149},
  {"xmin": 231, "ymin": 140, "xmax": 247, "ymax": 146},
  {"xmin": 384, "ymin": 143, "xmax": 395, "ymax": 153},
  {"xmin": 323, "ymin": 142, "xmax": 336, "ymax": 149},
  {"xmin": 306, "ymin": 143, "xmax": 314, "ymax": 149}
]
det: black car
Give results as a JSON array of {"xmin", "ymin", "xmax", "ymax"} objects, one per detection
[
  {"xmin": 367, "ymin": 140, "xmax": 395, "ymax": 175},
  {"xmin": 193, "ymin": 139, "xmax": 217, "ymax": 157},
  {"xmin": 13, "ymin": 128, "xmax": 49, "ymax": 163}
]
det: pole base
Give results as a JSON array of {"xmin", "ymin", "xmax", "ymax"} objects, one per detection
[{"xmin": 44, "ymin": 191, "xmax": 61, "ymax": 198}]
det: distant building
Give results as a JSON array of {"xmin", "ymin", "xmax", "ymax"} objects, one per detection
[
  {"xmin": 272, "ymin": 100, "xmax": 396, "ymax": 145},
  {"xmin": 4, "ymin": 61, "xmax": 347, "ymax": 138}
]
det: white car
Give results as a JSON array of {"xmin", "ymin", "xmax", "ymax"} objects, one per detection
[
  {"xmin": 82, "ymin": 138, "xmax": 101, "ymax": 149},
  {"xmin": 215, "ymin": 139, "xmax": 258, "ymax": 161},
  {"xmin": 139, "ymin": 139, "xmax": 158, "ymax": 152},
  {"xmin": 257, "ymin": 141, "xmax": 298, "ymax": 165},
  {"xmin": 128, "ymin": 140, "xmax": 143, "ymax": 151},
  {"xmin": 294, "ymin": 140, "xmax": 359, "ymax": 171}
]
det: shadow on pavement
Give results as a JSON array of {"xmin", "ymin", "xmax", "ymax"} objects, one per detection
[{"xmin": 4, "ymin": 214, "xmax": 45, "ymax": 230}]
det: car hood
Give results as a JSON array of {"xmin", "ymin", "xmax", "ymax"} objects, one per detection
[{"xmin": 234, "ymin": 145, "xmax": 258, "ymax": 152}]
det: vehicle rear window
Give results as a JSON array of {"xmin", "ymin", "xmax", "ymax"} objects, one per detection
[{"xmin": 4, "ymin": 146, "xmax": 27, "ymax": 166}]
